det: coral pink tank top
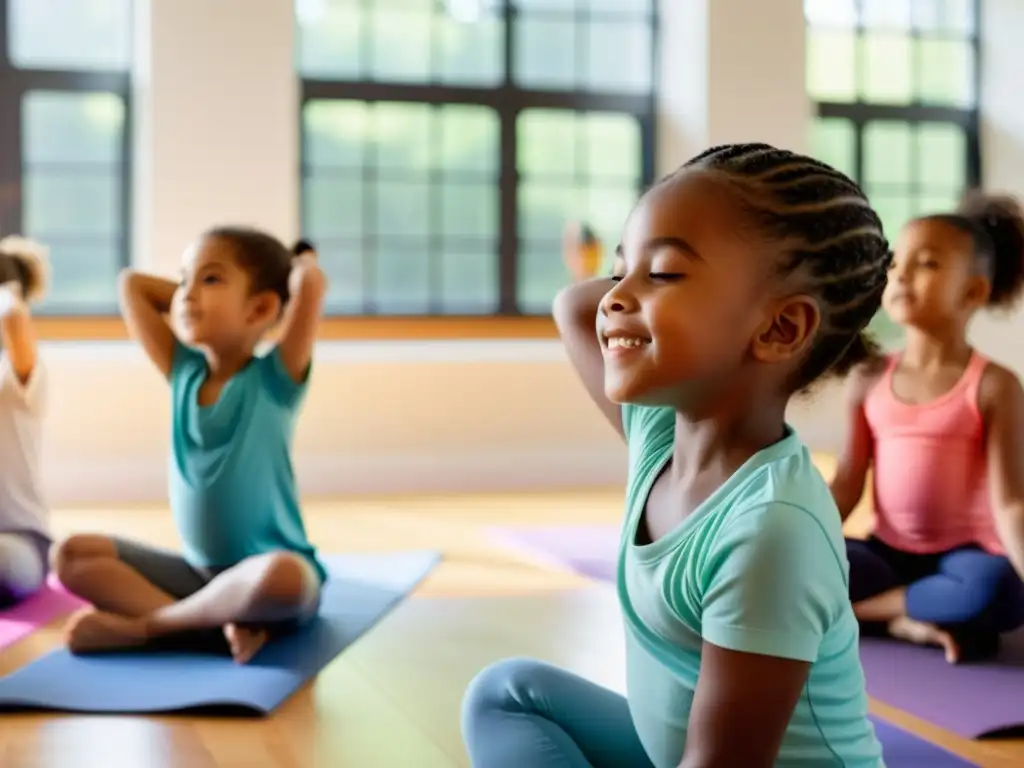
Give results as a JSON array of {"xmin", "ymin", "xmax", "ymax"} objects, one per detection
[{"xmin": 864, "ymin": 351, "xmax": 1003, "ymax": 555}]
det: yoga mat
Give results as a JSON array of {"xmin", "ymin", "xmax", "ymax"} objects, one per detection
[
  {"xmin": 0, "ymin": 579, "xmax": 86, "ymax": 650},
  {"xmin": 871, "ymin": 718, "xmax": 977, "ymax": 766},
  {"xmin": 488, "ymin": 524, "xmax": 618, "ymax": 582},
  {"xmin": 861, "ymin": 629, "xmax": 1024, "ymax": 739},
  {"xmin": 0, "ymin": 550, "xmax": 440, "ymax": 715}
]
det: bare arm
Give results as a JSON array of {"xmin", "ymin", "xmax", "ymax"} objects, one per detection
[
  {"xmin": 276, "ymin": 255, "xmax": 327, "ymax": 383},
  {"xmin": 680, "ymin": 644, "xmax": 810, "ymax": 768},
  {"xmin": 552, "ymin": 277, "xmax": 621, "ymax": 439},
  {"xmin": 980, "ymin": 364, "xmax": 1024, "ymax": 581},
  {"xmin": 830, "ymin": 361, "xmax": 882, "ymax": 522},
  {"xmin": 118, "ymin": 269, "xmax": 179, "ymax": 379},
  {"xmin": 0, "ymin": 282, "xmax": 36, "ymax": 383}
]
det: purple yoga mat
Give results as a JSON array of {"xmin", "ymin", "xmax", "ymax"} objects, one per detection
[
  {"xmin": 861, "ymin": 631, "xmax": 1024, "ymax": 739},
  {"xmin": 871, "ymin": 718, "xmax": 977, "ymax": 766},
  {"xmin": 488, "ymin": 525, "xmax": 618, "ymax": 582},
  {"xmin": 0, "ymin": 578, "xmax": 85, "ymax": 650}
]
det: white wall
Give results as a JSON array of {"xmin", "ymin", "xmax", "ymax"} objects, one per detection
[{"xmin": 38, "ymin": 0, "xmax": 1024, "ymax": 505}]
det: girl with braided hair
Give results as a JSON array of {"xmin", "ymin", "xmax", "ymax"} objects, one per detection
[
  {"xmin": 462, "ymin": 143, "xmax": 890, "ymax": 767},
  {"xmin": 834, "ymin": 193, "xmax": 1024, "ymax": 665},
  {"xmin": 0, "ymin": 236, "xmax": 52, "ymax": 609}
]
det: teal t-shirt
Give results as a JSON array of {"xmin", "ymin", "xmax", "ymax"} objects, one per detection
[
  {"xmin": 168, "ymin": 341, "xmax": 326, "ymax": 583},
  {"xmin": 617, "ymin": 404, "xmax": 884, "ymax": 767}
]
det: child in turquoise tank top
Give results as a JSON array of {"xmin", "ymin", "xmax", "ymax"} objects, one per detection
[
  {"xmin": 462, "ymin": 144, "xmax": 890, "ymax": 767},
  {"xmin": 51, "ymin": 226, "xmax": 327, "ymax": 665}
]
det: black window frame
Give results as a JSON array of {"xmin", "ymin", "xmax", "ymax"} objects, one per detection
[
  {"xmin": 299, "ymin": 1, "xmax": 659, "ymax": 317},
  {"xmin": 0, "ymin": 0, "xmax": 133, "ymax": 315},
  {"xmin": 809, "ymin": 0, "xmax": 982, "ymax": 194}
]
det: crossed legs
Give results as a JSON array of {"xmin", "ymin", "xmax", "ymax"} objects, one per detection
[{"xmin": 51, "ymin": 534, "xmax": 321, "ymax": 663}]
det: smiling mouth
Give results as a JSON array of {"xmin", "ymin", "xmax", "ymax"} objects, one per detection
[{"xmin": 603, "ymin": 335, "xmax": 651, "ymax": 350}]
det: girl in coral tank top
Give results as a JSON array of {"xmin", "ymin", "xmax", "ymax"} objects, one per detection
[{"xmin": 832, "ymin": 192, "xmax": 1024, "ymax": 664}]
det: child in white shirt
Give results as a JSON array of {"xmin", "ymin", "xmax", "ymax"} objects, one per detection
[{"xmin": 0, "ymin": 237, "xmax": 51, "ymax": 608}]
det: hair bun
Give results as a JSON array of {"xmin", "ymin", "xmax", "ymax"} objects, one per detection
[
  {"xmin": 958, "ymin": 191, "xmax": 1024, "ymax": 307},
  {"xmin": 0, "ymin": 235, "xmax": 50, "ymax": 303}
]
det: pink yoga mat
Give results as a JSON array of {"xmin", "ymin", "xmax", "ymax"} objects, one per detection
[{"xmin": 0, "ymin": 578, "xmax": 85, "ymax": 650}]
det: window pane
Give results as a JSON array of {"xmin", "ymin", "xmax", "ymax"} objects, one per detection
[
  {"xmin": 515, "ymin": 0, "xmax": 576, "ymax": 12},
  {"xmin": 373, "ymin": 244, "xmax": 432, "ymax": 314},
  {"xmin": 810, "ymin": 118, "xmax": 856, "ymax": 178},
  {"xmin": 42, "ymin": 241, "xmax": 121, "ymax": 310},
  {"xmin": 860, "ymin": 35, "xmax": 913, "ymax": 104},
  {"xmin": 514, "ymin": 17, "xmax": 576, "ymax": 89},
  {"xmin": 868, "ymin": 193, "xmax": 915, "ymax": 244},
  {"xmin": 517, "ymin": 239, "xmax": 567, "ymax": 314},
  {"xmin": 439, "ymin": 248, "xmax": 499, "ymax": 314},
  {"xmin": 583, "ymin": 187, "xmax": 636, "ymax": 253},
  {"xmin": 303, "ymin": 101, "xmax": 369, "ymax": 168},
  {"xmin": 319, "ymin": 241, "xmax": 365, "ymax": 314},
  {"xmin": 303, "ymin": 176, "xmax": 364, "ymax": 238},
  {"xmin": 9, "ymin": 0, "xmax": 131, "ymax": 71},
  {"xmin": 442, "ymin": 183, "xmax": 498, "ymax": 238},
  {"xmin": 916, "ymin": 192, "xmax": 960, "ymax": 217},
  {"xmin": 587, "ymin": 0, "xmax": 652, "ymax": 13},
  {"xmin": 370, "ymin": 10, "xmax": 432, "ymax": 83},
  {"xmin": 581, "ymin": 114, "xmax": 642, "ymax": 180},
  {"xmin": 436, "ymin": 13, "xmax": 503, "ymax": 86},
  {"xmin": 916, "ymin": 124, "xmax": 966, "ymax": 189},
  {"xmin": 439, "ymin": 107, "xmax": 500, "ymax": 173},
  {"xmin": 296, "ymin": 4, "xmax": 363, "ymax": 79},
  {"xmin": 862, "ymin": 0, "xmax": 912, "ymax": 29},
  {"xmin": 518, "ymin": 182, "xmax": 582, "ymax": 241},
  {"xmin": 518, "ymin": 111, "xmax": 578, "ymax": 178},
  {"xmin": 912, "ymin": 0, "xmax": 974, "ymax": 33},
  {"xmin": 374, "ymin": 180, "xmax": 431, "ymax": 238},
  {"xmin": 23, "ymin": 92, "xmax": 124, "ymax": 165},
  {"xmin": 373, "ymin": 103, "xmax": 434, "ymax": 171},
  {"xmin": 584, "ymin": 21, "xmax": 652, "ymax": 94},
  {"xmin": 864, "ymin": 122, "xmax": 913, "ymax": 187},
  {"xmin": 804, "ymin": 0, "xmax": 857, "ymax": 27},
  {"xmin": 807, "ymin": 32, "xmax": 857, "ymax": 101},
  {"xmin": 915, "ymin": 38, "xmax": 974, "ymax": 107},
  {"xmin": 24, "ymin": 173, "xmax": 119, "ymax": 238}
]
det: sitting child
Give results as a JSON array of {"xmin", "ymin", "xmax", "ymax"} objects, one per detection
[
  {"xmin": 52, "ymin": 226, "xmax": 327, "ymax": 663},
  {"xmin": 832, "ymin": 192, "xmax": 1024, "ymax": 663},
  {"xmin": 0, "ymin": 237, "xmax": 51, "ymax": 608}
]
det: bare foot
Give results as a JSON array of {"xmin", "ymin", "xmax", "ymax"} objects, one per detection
[
  {"xmin": 888, "ymin": 615, "xmax": 961, "ymax": 664},
  {"xmin": 223, "ymin": 623, "xmax": 268, "ymax": 664},
  {"xmin": 64, "ymin": 608, "xmax": 149, "ymax": 654}
]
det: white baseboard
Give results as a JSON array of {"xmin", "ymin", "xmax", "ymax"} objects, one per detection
[{"xmin": 42, "ymin": 446, "xmax": 629, "ymax": 506}]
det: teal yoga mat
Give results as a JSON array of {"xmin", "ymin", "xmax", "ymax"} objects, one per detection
[{"xmin": 0, "ymin": 550, "xmax": 440, "ymax": 716}]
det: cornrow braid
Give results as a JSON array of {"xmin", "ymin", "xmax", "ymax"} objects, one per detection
[{"xmin": 677, "ymin": 143, "xmax": 892, "ymax": 389}]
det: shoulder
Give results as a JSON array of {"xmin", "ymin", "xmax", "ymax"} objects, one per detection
[
  {"xmin": 844, "ymin": 355, "xmax": 888, "ymax": 407},
  {"xmin": 715, "ymin": 448, "xmax": 845, "ymax": 561},
  {"xmin": 622, "ymin": 404, "xmax": 674, "ymax": 443},
  {"xmin": 978, "ymin": 360, "xmax": 1024, "ymax": 419},
  {"xmin": 255, "ymin": 344, "xmax": 310, "ymax": 409}
]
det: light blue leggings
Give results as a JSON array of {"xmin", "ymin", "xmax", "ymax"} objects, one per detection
[
  {"xmin": 461, "ymin": 658, "xmax": 655, "ymax": 768},
  {"xmin": 0, "ymin": 532, "xmax": 46, "ymax": 608}
]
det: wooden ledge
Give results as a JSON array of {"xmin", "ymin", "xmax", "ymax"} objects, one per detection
[{"xmin": 34, "ymin": 315, "xmax": 559, "ymax": 342}]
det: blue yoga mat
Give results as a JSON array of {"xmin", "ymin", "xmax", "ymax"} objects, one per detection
[
  {"xmin": 0, "ymin": 550, "xmax": 440, "ymax": 716},
  {"xmin": 873, "ymin": 718, "xmax": 977, "ymax": 766}
]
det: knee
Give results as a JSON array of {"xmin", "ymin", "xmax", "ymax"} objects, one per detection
[
  {"xmin": 462, "ymin": 658, "xmax": 552, "ymax": 723},
  {"xmin": 49, "ymin": 534, "xmax": 115, "ymax": 581},
  {"xmin": 254, "ymin": 553, "xmax": 313, "ymax": 609}
]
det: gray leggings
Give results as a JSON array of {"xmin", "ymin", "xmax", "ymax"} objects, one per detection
[
  {"xmin": 0, "ymin": 531, "xmax": 48, "ymax": 608},
  {"xmin": 461, "ymin": 658, "xmax": 654, "ymax": 768}
]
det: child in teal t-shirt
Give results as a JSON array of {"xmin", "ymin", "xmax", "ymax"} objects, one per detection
[{"xmin": 462, "ymin": 144, "xmax": 889, "ymax": 767}]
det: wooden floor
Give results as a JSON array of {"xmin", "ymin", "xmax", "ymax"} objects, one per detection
[{"xmin": 0, "ymin": 490, "xmax": 1021, "ymax": 767}]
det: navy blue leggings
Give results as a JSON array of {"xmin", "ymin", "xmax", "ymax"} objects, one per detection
[{"xmin": 846, "ymin": 538, "xmax": 1024, "ymax": 641}]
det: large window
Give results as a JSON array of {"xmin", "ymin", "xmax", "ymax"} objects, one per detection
[
  {"xmin": 0, "ymin": 0, "xmax": 132, "ymax": 313},
  {"xmin": 298, "ymin": 0, "xmax": 657, "ymax": 316},
  {"xmin": 805, "ymin": 0, "xmax": 980, "ymax": 341}
]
